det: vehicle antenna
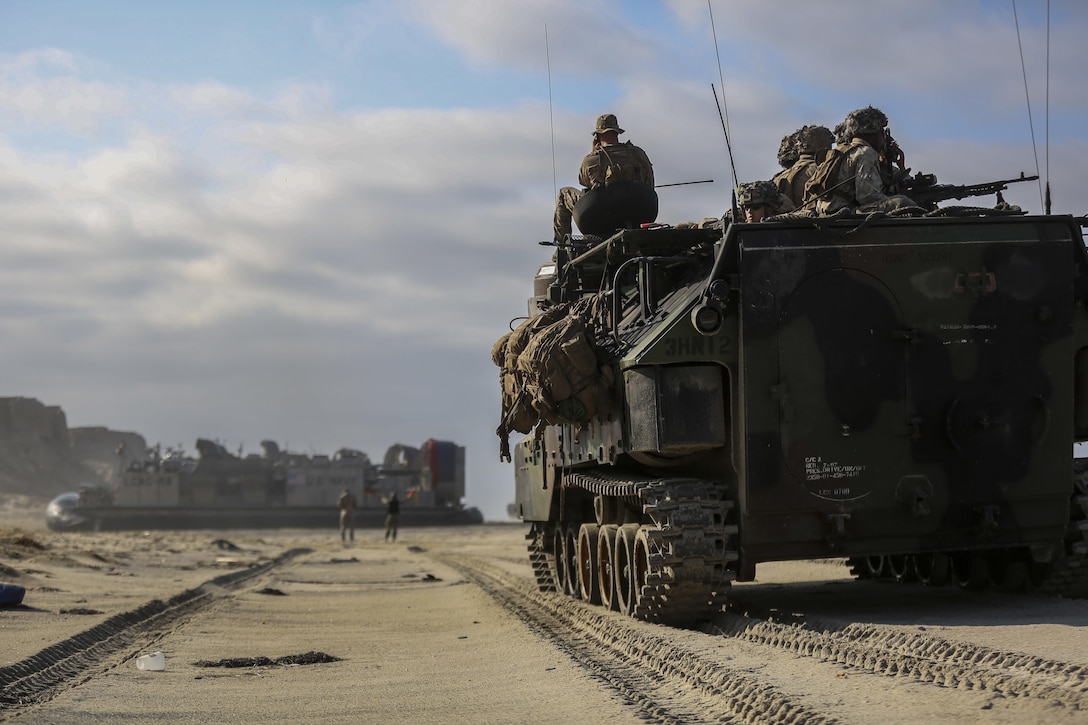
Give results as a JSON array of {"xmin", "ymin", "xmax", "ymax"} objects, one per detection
[
  {"xmin": 707, "ymin": 1, "xmax": 738, "ymax": 191},
  {"xmin": 1044, "ymin": 0, "xmax": 1051, "ymax": 214},
  {"xmin": 546, "ymin": 25, "xmax": 557, "ymax": 201},
  {"xmin": 656, "ymin": 179, "xmax": 714, "ymax": 188},
  {"xmin": 1012, "ymin": 0, "xmax": 1044, "ymax": 211}
]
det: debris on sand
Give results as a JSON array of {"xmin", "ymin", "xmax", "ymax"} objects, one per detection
[
  {"xmin": 255, "ymin": 587, "xmax": 287, "ymax": 596},
  {"xmin": 192, "ymin": 651, "xmax": 341, "ymax": 668},
  {"xmin": 60, "ymin": 607, "xmax": 103, "ymax": 615},
  {"xmin": 0, "ymin": 582, "xmax": 27, "ymax": 606},
  {"xmin": 401, "ymin": 572, "xmax": 442, "ymax": 582},
  {"xmin": 1, "ymin": 530, "xmax": 47, "ymax": 560},
  {"xmin": 211, "ymin": 539, "xmax": 242, "ymax": 552},
  {"xmin": 0, "ymin": 530, "xmax": 46, "ymax": 550}
]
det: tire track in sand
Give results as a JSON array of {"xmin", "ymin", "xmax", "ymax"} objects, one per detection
[
  {"xmin": 439, "ymin": 553, "xmax": 838, "ymax": 725},
  {"xmin": 0, "ymin": 547, "xmax": 309, "ymax": 712},
  {"xmin": 710, "ymin": 610, "xmax": 1088, "ymax": 709},
  {"xmin": 444, "ymin": 552, "xmax": 1088, "ymax": 722}
]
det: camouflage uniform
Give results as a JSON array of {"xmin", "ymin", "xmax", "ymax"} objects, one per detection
[
  {"xmin": 770, "ymin": 129, "xmax": 803, "ymax": 201},
  {"xmin": 776, "ymin": 125, "xmax": 834, "ymax": 208},
  {"xmin": 815, "ymin": 107, "xmax": 915, "ymax": 215},
  {"xmin": 736, "ymin": 180, "xmax": 796, "ymax": 222},
  {"xmin": 554, "ymin": 114, "xmax": 654, "ymax": 242},
  {"xmin": 337, "ymin": 489, "xmax": 356, "ymax": 543}
]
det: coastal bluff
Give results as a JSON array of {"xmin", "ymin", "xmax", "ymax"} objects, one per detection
[{"xmin": 0, "ymin": 396, "xmax": 145, "ymax": 499}]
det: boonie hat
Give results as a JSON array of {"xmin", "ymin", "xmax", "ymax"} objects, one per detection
[{"xmin": 593, "ymin": 113, "xmax": 625, "ymax": 136}]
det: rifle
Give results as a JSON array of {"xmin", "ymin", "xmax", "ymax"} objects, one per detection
[{"xmin": 899, "ymin": 171, "xmax": 1039, "ymax": 210}]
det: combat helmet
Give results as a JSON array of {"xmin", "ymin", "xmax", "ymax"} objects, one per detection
[
  {"xmin": 736, "ymin": 180, "xmax": 781, "ymax": 208},
  {"xmin": 843, "ymin": 106, "xmax": 888, "ymax": 139},
  {"xmin": 777, "ymin": 130, "xmax": 802, "ymax": 169},
  {"xmin": 593, "ymin": 113, "xmax": 625, "ymax": 136},
  {"xmin": 832, "ymin": 121, "xmax": 848, "ymax": 145},
  {"xmin": 797, "ymin": 125, "xmax": 835, "ymax": 153}
]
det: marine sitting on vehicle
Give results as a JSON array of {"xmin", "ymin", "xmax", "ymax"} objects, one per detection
[
  {"xmin": 770, "ymin": 128, "xmax": 802, "ymax": 200},
  {"xmin": 810, "ymin": 106, "xmax": 916, "ymax": 215},
  {"xmin": 737, "ymin": 180, "xmax": 795, "ymax": 223},
  {"xmin": 777, "ymin": 124, "xmax": 834, "ymax": 208},
  {"xmin": 552, "ymin": 113, "xmax": 655, "ymax": 243}
]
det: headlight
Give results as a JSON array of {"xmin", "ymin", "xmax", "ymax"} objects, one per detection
[{"xmin": 691, "ymin": 303, "xmax": 722, "ymax": 336}]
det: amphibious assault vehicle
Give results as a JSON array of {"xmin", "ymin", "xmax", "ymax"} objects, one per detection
[{"xmin": 493, "ymin": 198, "xmax": 1088, "ymax": 626}]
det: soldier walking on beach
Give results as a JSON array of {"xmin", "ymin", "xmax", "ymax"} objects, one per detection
[
  {"xmin": 338, "ymin": 487, "xmax": 357, "ymax": 544},
  {"xmin": 384, "ymin": 492, "xmax": 400, "ymax": 543}
]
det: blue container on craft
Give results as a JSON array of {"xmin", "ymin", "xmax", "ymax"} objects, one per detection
[{"xmin": 0, "ymin": 582, "xmax": 26, "ymax": 606}]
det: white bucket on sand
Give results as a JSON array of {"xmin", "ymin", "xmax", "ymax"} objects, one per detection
[{"xmin": 135, "ymin": 651, "xmax": 165, "ymax": 671}]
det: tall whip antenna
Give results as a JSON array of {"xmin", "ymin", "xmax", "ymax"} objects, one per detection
[
  {"xmin": 546, "ymin": 25, "xmax": 557, "ymax": 200},
  {"xmin": 707, "ymin": 0, "xmax": 738, "ymax": 190},
  {"xmin": 1012, "ymin": 0, "xmax": 1044, "ymax": 211},
  {"xmin": 1044, "ymin": 0, "xmax": 1051, "ymax": 213}
]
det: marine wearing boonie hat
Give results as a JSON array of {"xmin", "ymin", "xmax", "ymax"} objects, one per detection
[
  {"xmin": 593, "ymin": 114, "xmax": 625, "ymax": 136},
  {"xmin": 553, "ymin": 112, "xmax": 654, "ymax": 242}
]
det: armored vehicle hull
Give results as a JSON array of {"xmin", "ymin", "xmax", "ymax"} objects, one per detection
[{"xmin": 496, "ymin": 214, "xmax": 1088, "ymax": 626}]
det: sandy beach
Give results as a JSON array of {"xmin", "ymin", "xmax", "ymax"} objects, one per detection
[
  {"xmin": 4, "ymin": 496, "xmax": 1088, "ymax": 724},
  {"xmin": 1, "ymin": 501, "xmax": 634, "ymax": 723}
]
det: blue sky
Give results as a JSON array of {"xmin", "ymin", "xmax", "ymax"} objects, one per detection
[{"xmin": 0, "ymin": 0, "xmax": 1084, "ymax": 520}]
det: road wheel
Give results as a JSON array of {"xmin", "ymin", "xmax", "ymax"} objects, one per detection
[
  {"xmin": 632, "ymin": 527, "xmax": 653, "ymax": 618},
  {"xmin": 915, "ymin": 552, "xmax": 950, "ymax": 586},
  {"xmin": 951, "ymin": 552, "xmax": 989, "ymax": 590},
  {"xmin": 615, "ymin": 524, "xmax": 641, "ymax": 616},
  {"xmin": 577, "ymin": 523, "xmax": 600, "ymax": 604},
  {"xmin": 862, "ymin": 555, "xmax": 886, "ymax": 579},
  {"xmin": 989, "ymin": 549, "xmax": 1029, "ymax": 592},
  {"xmin": 597, "ymin": 525, "xmax": 619, "ymax": 611},
  {"xmin": 888, "ymin": 554, "xmax": 916, "ymax": 583},
  {"xmin": 564, "ymin": 525, "xmax": 580, "ymax": 597},
  {"xmin": 553, "ymin": 526, "xmax": 570, "ymax": 596}
]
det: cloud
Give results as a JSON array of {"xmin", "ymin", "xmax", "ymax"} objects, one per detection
[
  {"xmin": 169, "ymin": 81, "xmax": 267, "ymax": 118},
  {"xmin": 0, "ymin": 49, "xmax": 128, "ymax": 135},
  {"xmin": 1, "ymin": 2, "xmax": 1086, "ymax": 519},
  {"xmin": 405, "ymin": 0, "xmax": 659, "ymax": 77}
]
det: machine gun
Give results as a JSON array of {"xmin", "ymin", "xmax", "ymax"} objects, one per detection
[
  {"xmin": 897, "ymin": 171, "xmax": 1040, "ymax": 210},
  {"xmin": 879, "ymin": 128, "xmax": 1039, "ymax": 210}
]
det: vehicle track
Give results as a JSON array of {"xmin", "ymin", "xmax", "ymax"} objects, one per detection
[
  {"xmin": 439, "ymin": 552, "xmax": 836, "ymax": 725},
  {"xmin": 442, "ymin": 552, "xmax": 1088, "ymax": 722},
  {"xmin": 710, "ymin": 607, "xmax": 1088, "ymax": 709},
  {"xmin": 0, "ymin": 547, "xmax": 309, "ymax": 712}
]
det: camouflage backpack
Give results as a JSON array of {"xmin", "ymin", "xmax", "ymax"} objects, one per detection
[
  {"xmin": 802, "ymin": 139, "xmax": 866, "ymax": 205},
  {"xmin": 583, "ymin": 142, "xmax": 653, "ymax": 189},
  {"xmin": 776, "ymin": 158, "xmax": 812, "ymax": 203},
  {"xmin": 492, "ymin": 298, "xmax": 613, "ymax": 460}
]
